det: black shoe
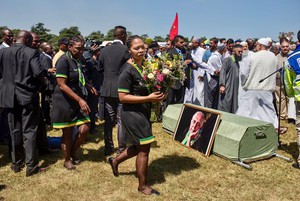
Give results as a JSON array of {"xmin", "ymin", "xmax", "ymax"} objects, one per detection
[
  {"xmin": 108, "ymin": 157, "xmax": 118, "ymax": 177},
  {"xmin": 26, "ymin": 166, "xmax": 49, "ymax": 177},
  {"xmin": 292, "ymin": 163, "xmax": 300, "ymax": 169},
  {"xmin": 104, "ymin": 150, "xmax": 113, "ymax": 156},
  {"xmin": 10, "ymin": 163, "xmax": 25, "ymax": 173}
]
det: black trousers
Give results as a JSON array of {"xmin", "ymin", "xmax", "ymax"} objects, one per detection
[
  {"xmin": 103, "ymin": 97, "xmax": 125, "ymax": 155},
  {"xmin": 7, "ymin": 100, "xmax": 39, "ymax": 175},
  {"xmin": 0, "ymin": 108, "xmax": 10, "ymax": 144},
  {"xmin": 87, "ymin": 92, "xmax": 99, "ymax": 132},
  {"xmin": 204, "ymin": 74, "xmax": 219, "ymax": 109},
  {"xmin": 41, "ymin": 90, "xmax": 53, "ymax": 124},
  {"xmin": 36, "ymin": 106, "xmax": 50, "ymax": 152}
]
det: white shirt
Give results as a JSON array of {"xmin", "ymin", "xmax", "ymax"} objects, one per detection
[
  {"xmin": 191, "ymin": 47, "xmax": 205, "ymax": 77},
  {"xmin": 0, "ymin": 42, "xmax": 10, "ymax": 48},
  {"xmin": 113, "ymin": 39, "xmax": 123, "ymax": 45},
  {"xmin": 200, "ymin": 51, "xmax": 223, "ymax": 75}
]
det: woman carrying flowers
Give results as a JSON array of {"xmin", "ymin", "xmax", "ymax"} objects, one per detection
[{"xmin": 108, "ymin": 35, "xmax": 165, "ymax": 195}]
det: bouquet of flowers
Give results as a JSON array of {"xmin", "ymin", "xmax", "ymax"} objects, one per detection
[
  {"xmin": 142, "ymin": 53, "xmax": 186, "ymax": 93},
  {"xmin": 142, "ymin": 53, "xmax": 186, "ymax": 122}
]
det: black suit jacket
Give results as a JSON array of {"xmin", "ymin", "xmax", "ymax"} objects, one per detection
[
  {"xmin": 0, "ymin": 43, "xmax": 46, "ymax": 108},
  {"xmin": 40, "ymin": 53, "xmax": 55, "ymax": 91},
  {"xmin": 97, "ymin": 41, "xmax": 130, "ymax": 98},
  {"xmin": 167, "ymin": 48, "xmax": 194, "ymax": 88}
]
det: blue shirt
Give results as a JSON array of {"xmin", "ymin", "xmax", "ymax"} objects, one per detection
[
  {"xmin": 287, "ymin": 44, "xmax": 300, "ymax": 74},
  {"xmin": 202, "ymin": 49, "xmax": 212, "ymax": 62}
]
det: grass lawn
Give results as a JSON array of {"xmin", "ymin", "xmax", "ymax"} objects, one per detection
[{"xmin": 0, "ymin": 120, "xmax": 300, "ymax": 201}]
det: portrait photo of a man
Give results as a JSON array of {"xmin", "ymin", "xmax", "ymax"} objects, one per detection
[
  {"xmin": 174, "ymin": 104, "xmax": 221, "ymax": 156},
  {"xmin": 181, "ymin": 112, "xmax": 205, "ymax": 147}
]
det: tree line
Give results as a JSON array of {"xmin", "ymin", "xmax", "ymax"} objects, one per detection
[
  {"xmin": 1, "ymin": 23, "xmax": 296, "ymax": 51},
  {"xmin": 0, "ymin": 23, "xmax": 176, "ymax": 51}
]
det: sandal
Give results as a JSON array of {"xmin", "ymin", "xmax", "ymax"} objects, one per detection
[{"xmin": 277, "ymin": 127, "xmax": 288, "ymax": 134}]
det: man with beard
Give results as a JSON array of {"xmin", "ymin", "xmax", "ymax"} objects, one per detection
[
  {"xmin": 219, "ymin": 44, "xmax": 243, "ymax": 113},
  {"xmin": 275, "ymin": 37, "xmax": 291, "ymax": 121},
  {"xmin": 223, "ymin": 38, "xmax": 234, "ymax": 59},
  {"xmin": 236, "ymin": 38, "xmax": 278, "ymax": 128},
  {"xmin": 190, "ymin": 37, "xmax": 205, "ymax": 106}
]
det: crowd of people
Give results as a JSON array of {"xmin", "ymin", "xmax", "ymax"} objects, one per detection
[{"xmin": 0, "ymin": 25, "xmax": 300, "ymax": 195}]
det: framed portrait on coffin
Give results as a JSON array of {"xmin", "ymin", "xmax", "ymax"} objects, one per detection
[{"xmin": 173, "ymin": 104, "xmax": 222, "ymax": 157}]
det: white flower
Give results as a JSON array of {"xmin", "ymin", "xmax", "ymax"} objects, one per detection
[
  {"xmin": 147, "ymin": 73, "xmax": 155, "ymax": 79},
  {"xmin": 162, "ymin": 68, "xmax": 170, "ymax": 75}
]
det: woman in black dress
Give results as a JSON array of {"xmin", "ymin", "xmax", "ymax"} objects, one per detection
[
  {"xmin": 109, "ymin": 35, "xmax": 165, "ymax": 195},
  {"xmin": 52, "ymin": 36, "xmax": 96, "ymax": 170}
]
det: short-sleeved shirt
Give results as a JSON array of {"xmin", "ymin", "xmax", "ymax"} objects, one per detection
[
  {"xmin": 52, "ymin": 54, "xmax": 90, "ymax": 128},
  {"xmin": 118, "ymin": 62, "xmax": 155, "ymax": 145}
]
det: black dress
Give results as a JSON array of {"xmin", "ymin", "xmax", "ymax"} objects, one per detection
[
  {"xmin": 118, "ymin": 62, "xmax": 155, "ymax": 145},
  {"xmin": 52, "ymin": 54, "xmax": 90, "ymax": 128}
]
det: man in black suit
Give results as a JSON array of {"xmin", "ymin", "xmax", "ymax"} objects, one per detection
[
  {"xmin": 39, "ymin": 42, "xmax": 55, "ymax": 125},
  {"xmin": 0, "ymin": 30, "xmax": 47, "ymax": 176},
  {"xmin": 166, "ymin": 35, "xmax": 195, "ymax": 104},
  {"xmin": 0, "ymin": 28, "xmax": 14, "ymax": 145},
  {"xmin": 98, "ymin": 26, "xmax": 130, "ymax": 156}
]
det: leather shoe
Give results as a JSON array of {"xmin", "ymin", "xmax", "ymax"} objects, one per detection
[
  {"xmin": 108, "ymin": 157, "xmax": 118, "ymax": 177},
  {"xmin": 10, "ymin": 163, "xmax": 25, "ymax": 173},
  {"xmin": 26, "ymin": 166, "xmax": 49, "ymax": 177}
]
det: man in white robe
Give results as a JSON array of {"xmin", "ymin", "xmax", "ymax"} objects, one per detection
[
  {"xmin": 190, "ymin": 37, "xmax": 205, "ymax": 106},
  {"xmin": 236, "ymin": 38, "xmax": 278, "ymax": 128}
]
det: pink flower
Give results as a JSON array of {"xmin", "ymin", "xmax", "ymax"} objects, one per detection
[
  {"xmin": 157, "ymin": 73, "xmax": 165, "ymax": 82},
  {"xmin": 143, "ymin": 75, "xmax": 147, "ymax": 80},
  {"xmin": 155, "ymin": 85, "xmax": 161, "ymax": 90}
]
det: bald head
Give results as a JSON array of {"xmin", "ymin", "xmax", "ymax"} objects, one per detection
[
  {"xmin": 189, "ymin": 111, "xmax": 205, "ymax": 133},
  {"xmin": 1, "ymin": 28, "xmax": 14, "ymax": 46},
  {"xmin": 15, "ymin": 30, "xmax": 33, "ymax": 47}
]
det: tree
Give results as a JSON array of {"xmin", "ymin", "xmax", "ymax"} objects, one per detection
[
  {"xmin": 140, "ymin": 34, "xmax": 148, "ymax": 40},
  {"xmin": 153, "ymin": 36, "xmax": 165, "ymax": 42},
  {"xmin": 103, "ymin": 29, "xmax": 114, "ymax": 41},
  {"xmin": 31, "ymin": 23, "xmax": 53, "ymax": 42},
  {"xmin": 86, "ymin": 31, "xmax": 104, "ymax": 41},
  {"xmin": 59, "ymin": 26, "xmax": 81, "ymax": 39},
  {"xmin": 127, "ymin": 31, "xmax": 132, "ymax": 38},
  {"xmin": 279, "ymin": 31, "xmax": 294, "ymax": 41},
  {"xmin": 144, "ymin": 38, "xmax": 153, "ymax": 44}
]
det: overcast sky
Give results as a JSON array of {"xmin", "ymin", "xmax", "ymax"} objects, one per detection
[{"xmin": 1, "ymin": 0, "xmax": 299, "ymax": 41}]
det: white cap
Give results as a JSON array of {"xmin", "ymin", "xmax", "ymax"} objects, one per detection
[
  {"xmin": 266, "ymin": 37, "xmax": 272, "ymax": 43},
  {"xmin": 258, "ymin": 38, "xmax": 269, "ymax": 47},
  {"xmin": 240, "ymin": 41, "xmax": 247, "ymax": 46}
]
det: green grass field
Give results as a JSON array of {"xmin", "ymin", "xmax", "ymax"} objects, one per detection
[{"xmin": 0, "ymin": 121, "xmax": 299, "ymax": 201}]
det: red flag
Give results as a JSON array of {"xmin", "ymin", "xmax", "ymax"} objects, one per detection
[{"xmin": 169, "ymin": 13, "xmax": 178, "ymax": 40}]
